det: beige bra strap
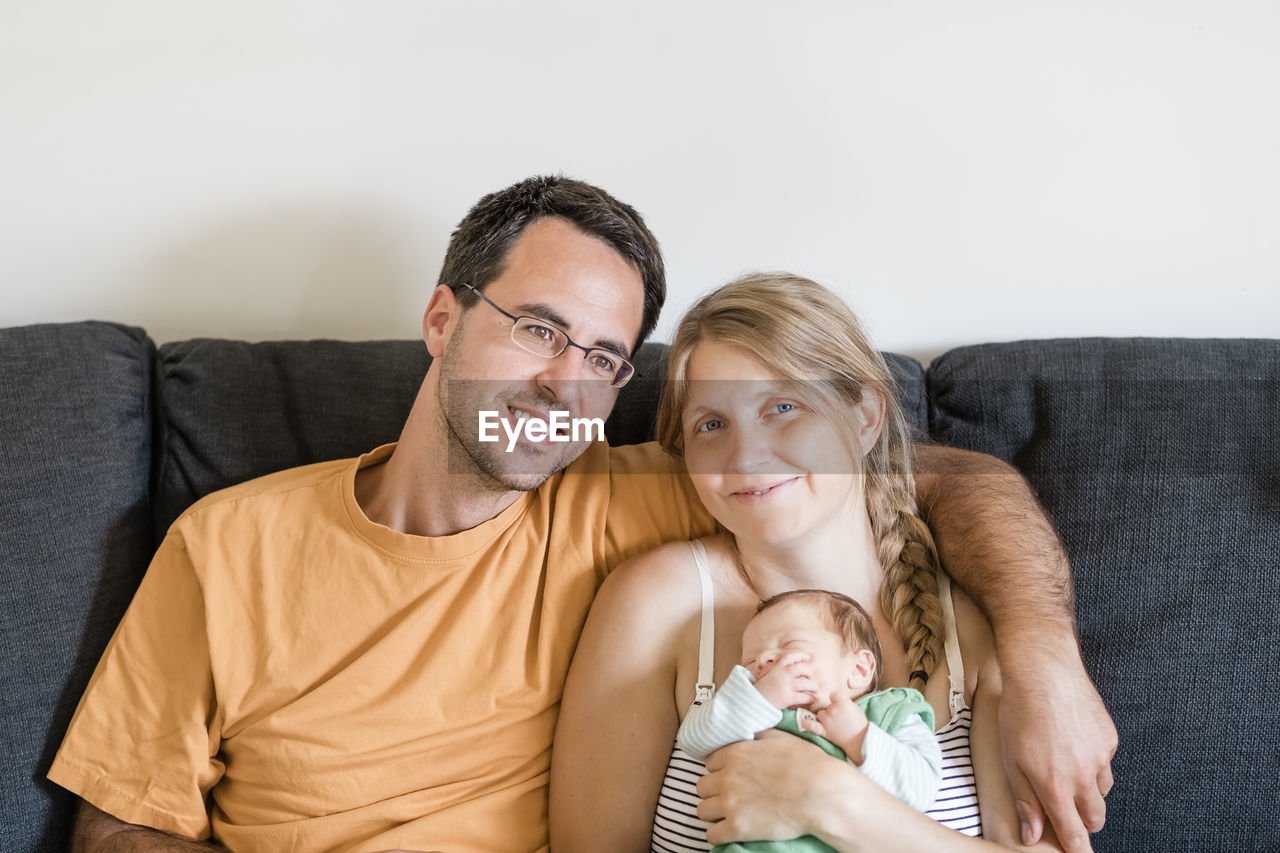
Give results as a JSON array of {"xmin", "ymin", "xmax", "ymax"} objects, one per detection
[
  {"xmin": 689, "ymin": 540, "xmax": 716, "ymax": 702},
  {"xmin": 936, "ymin": 569, "xmax": 967, "ymax": 718}
]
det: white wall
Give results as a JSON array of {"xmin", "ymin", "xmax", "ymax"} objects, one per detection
[{"xmin": 3, "ymin": 1, "xmax": 1277, "ymax": 362}]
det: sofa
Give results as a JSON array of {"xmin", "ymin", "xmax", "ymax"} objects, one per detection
[{"xmin": 2, "ymin": 320, "xmax": 1276, "ymax": 852}]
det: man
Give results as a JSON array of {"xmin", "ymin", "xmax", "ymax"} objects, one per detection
[{"xmin": 50, "ymin": 176, "xmax": 1114, "ymax": 852}]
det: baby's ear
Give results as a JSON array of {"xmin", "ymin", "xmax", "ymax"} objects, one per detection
[{"xmin": 847, "ymin": 649, "xmax": 877, "ymax": 690}]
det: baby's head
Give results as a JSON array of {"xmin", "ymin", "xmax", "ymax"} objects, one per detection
[{"xmin": 742, "ymin": 590, "xmax": 883, "ymax": 708}]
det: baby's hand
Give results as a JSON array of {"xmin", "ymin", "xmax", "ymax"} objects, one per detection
[
  {"xmin": 751, "ymin": 652, "xmax": 817, "ymax": 710},
  {"xmin": 800, "ymin": 695, "xmax": 869, "ymax": 758}
]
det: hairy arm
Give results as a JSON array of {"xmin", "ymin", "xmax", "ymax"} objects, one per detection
[
  {"xmin": 550, "ymin": 544, "xmax": 697, "ymax": 853},
  {"xmin": 71, "ymin": 802, "xmax": 222, "ymax": 852},
  {"xmin": 913, "ymin": 444, "xmax": 1074, "ymax": 636},
  {"xmin": 912, "ymin": 444, "xmax": 1116, "ymax": 851}
]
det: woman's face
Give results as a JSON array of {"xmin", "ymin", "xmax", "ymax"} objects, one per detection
[{"xmin": 680, "ymin": 341, "xmax": 862, "ymax": 548}]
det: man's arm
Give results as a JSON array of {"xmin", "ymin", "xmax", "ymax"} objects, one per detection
[
  {"xmin": 912, "ymin": 443, "xmax": 1117, "ymax": 853},
  {"xmin": 914, "ymin": 444, "xmax": 1075, "ymax": 635},
  {"xmin": 71, "ymin": 801, "xmax": 221, "ymax": 852}
]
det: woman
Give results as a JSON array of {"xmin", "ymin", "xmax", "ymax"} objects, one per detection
[{"xmin": 550, "ymin": 273, "xmax": 1064, "ymax": 851}]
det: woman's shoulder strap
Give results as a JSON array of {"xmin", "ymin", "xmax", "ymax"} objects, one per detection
[
  {"xmin": 689, "ymin": 539, "xmax": 717, "ymax": 702},
  {"xmin": 936, "ymin": 568, "xmax": 967, "ymax": 717}
]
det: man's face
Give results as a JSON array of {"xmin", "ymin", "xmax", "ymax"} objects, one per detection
[{"xmin": 436, "ymin": 217, "xmax": 645, "ymax": 491}]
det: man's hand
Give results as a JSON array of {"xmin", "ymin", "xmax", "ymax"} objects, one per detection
[
  {"xmin": 799, "ymin": 694, "xmax": 869, "ymax": 760},
  {"xmin": 913, "ymin": 445, "xmax": 1118, "ymax": 850},
  {"xmin": 752, "ymin": 651, "xmax": 817, "ymax": 710},
  {"xmin": 1000, "ymin": 646, "xmax": 1117, "ymax": 852}
]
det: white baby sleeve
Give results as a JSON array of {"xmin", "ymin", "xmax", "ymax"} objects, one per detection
[
  {"xmin": 676, "ymin": 665, "xmax": 784, "ymax": 761},
  {"xmin": 857, "ymin": 713, "xmax": 944, "ymax": 811}
]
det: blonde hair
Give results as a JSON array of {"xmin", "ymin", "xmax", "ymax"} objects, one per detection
[{"xmin": 657, "ymin": 272, "xmax": 944, "ymax": 690}]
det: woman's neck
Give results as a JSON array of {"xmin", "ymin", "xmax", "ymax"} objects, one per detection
[{"xmin": 732, "ymin": 504, "xmax": 883, "ymax": 609}]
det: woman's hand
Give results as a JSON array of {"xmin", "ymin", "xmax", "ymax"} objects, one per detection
[{"xmin": 697, "ymin": 730, "xmax": 866, "ymax": 847}]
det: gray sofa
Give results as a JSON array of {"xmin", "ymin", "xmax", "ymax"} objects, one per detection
[{"xmin": 3, "ymin": 321, "xmax": 1277, "ymax": 852}]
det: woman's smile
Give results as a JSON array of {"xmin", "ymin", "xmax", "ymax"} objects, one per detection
[{"xmin": 729, "ymin": 477, "xmax": 800, "ymax": 502}]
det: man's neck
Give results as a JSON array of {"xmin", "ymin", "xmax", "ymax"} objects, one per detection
[{"xmin": 354, "ymin": 389, "xmax": 525, "ymax": 538}]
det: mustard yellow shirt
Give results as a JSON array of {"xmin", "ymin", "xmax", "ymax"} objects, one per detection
[{"xmin": 48, "ymin": 440, "xmax": 712, "ymax": 852}]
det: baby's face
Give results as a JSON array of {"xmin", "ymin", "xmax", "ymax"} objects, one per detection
[{"xmin": 741, "ymin": 599, "xmax": 874, "ymax": 709}]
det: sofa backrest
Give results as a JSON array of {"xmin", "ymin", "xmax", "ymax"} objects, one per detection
[
  {"xmin": 151, "ymin": 339, "xmax": 927, "ymax": 535},
  {"xmin": 14, "ymin": 324, "xmax": 1280, "ymax": 852},
  {"xmin": 152, "ymin": 337, "xmax": 430, "ymax": 538},
  {"xmin": 0, "ymin": 322, "xmax": 157, "ymax": 853},
  {"xmin": 150, "ymin": 340, "xmax": 676, "ymax": 535},
  {"xmin": 928, "ymin": 337, "xmax": 1280, "ymax": 852},
  {"xmin": 4, "ymin": 319, "xmax": 1068, "ymax": 853}
]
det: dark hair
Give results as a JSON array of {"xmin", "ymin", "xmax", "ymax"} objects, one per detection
[
  {"xmin": 439, "ymin": 175, "xmax": 666, "ymax": 352},
  {"xmin": 757, "ymin": 589, "xmax": 884, "ymax": 689}
]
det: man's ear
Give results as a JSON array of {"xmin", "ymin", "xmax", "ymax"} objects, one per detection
[
  {"xmin": 852, "ymin": 388, "xmax": 886, "ymax": 457},
  {"xmin": 423, "ymin": 284, "xmax": 462, "ymax": 358},
  {"xmin": 847, "ymin": 649, "xmax": 878, "ymax": 692}
]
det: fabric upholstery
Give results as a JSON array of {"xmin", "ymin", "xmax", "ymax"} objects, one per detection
[
  {"xmin": 886, "ymin": 352, "xmax": 929, "ymax": 437},
  {"xmin": 928, "ymin": 338, "xmax": 1280, "ymax": 853},
  {"xmin": 151, "ymin": 340, "xmax": 683, "ymax": 534},
  {"xmin": 0, "ymin": 322, "xmax": 156, "ymax": 853},
  {"xmin": 21, "ymin": 321, "xmax": 1275, "ymax": 852},
  {"xmin": 152, "ymin": 339, "xmax": 927, "ymax": 533},
  {"xmin": 152, "ymin": 338, "xmax": 430, "ymax": 537}
]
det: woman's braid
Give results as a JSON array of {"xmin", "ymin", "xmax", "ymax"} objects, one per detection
[{"xmin": 869, "ymin": 467, "xmax": 945, "ymax": 692}]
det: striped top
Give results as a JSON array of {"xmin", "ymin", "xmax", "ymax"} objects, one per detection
[
  {"xmin": 649, "ymin": 544, "xmax": 981, "ymax": 851},
  {"xmin": 925, "ymin": 705, "xmax": 979, "ymax": 833}
]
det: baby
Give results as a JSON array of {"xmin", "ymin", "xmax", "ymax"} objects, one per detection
[{"xmin": 678, "ymin": 589, "xmax": 942, "ymax": 848}]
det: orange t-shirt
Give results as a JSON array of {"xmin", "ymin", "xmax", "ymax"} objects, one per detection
[{"xmin": 48, "ymin": 441, "xmax": 712, "ymax": 852}]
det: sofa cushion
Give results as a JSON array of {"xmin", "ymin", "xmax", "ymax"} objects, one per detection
[
  {"xmin": 0, "ymin": 322, "xmax": 156, "ymax": 853},
  {"xmin": 927, "ymin": 338, "xmax": 1280, "ymax": 852},
  {"xmin": 152, "ymin": 340, "xmax": 679, "ymax": 533},
  {"xmin": 885, "ymin": 352, "xmax": 928, "ymax": 436},
  {"xmin": 153, "ymin": 339, "xmax": 926, "ymax": 537},
  {"xmin": 153, "ymin": 338, "xmax": 428, "ymax": 536}
]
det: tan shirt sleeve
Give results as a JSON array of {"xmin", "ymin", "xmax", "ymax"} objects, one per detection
[
  {"xmin": 603, "ymin": 442, "xmax": 718, "ymax": 570},
  {"xmin": 47, "ymin": 525, "xmax": 223, "ymax": 840}
]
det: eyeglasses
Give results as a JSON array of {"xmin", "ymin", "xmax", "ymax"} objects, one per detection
[{"xmin": 458, "ymin": 283, "xmax": 635, "ymax": 388}]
